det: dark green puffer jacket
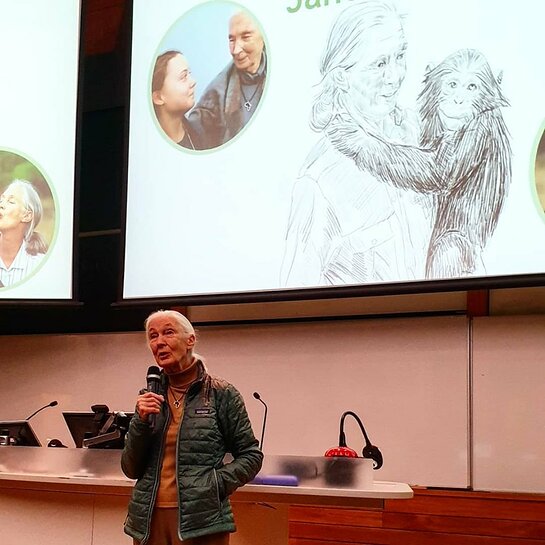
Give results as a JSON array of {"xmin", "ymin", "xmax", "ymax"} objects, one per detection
[{"xmin": 121, "ymin": 363, "xmax": 263, "ymax": 543}]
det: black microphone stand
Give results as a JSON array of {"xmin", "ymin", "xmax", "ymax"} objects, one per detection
[
  {"xmin": 26, "ymin": 400, "xmax": 58, "ymax": 421},
  {"xmin": 253, "ymin": 392, "xmax": 267, "ymax": 451}
]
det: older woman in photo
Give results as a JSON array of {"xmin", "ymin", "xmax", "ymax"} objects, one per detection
[
  {"xmin": 281, "ymin": 0, "xmax": 435, "ymax": 287},
  {"xmin": 188, "ymin": 10, "xmax": 267, "ymax": 150},
  {"xmin": 0, "ymin": 179, "xmax": 48, "ymax": 288},
  {"xmin": 152, "ymin": 50, "xmax": 203, "ymax": 150}
]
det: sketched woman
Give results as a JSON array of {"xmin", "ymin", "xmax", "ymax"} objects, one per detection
[
  {"xmin": 281, "ymin": 0, "xmax": 434, "ymax": 287},
  {"xmin": 327, "ymin": 48, "xmax": 512, "ymax": 279},
  {"xmin": 0, "ymin": 180, "xmax": 48, "ymax": 287}
]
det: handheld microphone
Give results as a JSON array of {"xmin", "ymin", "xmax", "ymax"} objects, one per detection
[
  {"xmin": 26, "ymin": 400, "xmax": 58, "ymax": 421},
  {"xmin": 146, "ymin": 366, "xmax": 162, "ymax": 430},
  {"xmin": 252, "ymin": 392, "xmax": 267, "ymax": 451}
]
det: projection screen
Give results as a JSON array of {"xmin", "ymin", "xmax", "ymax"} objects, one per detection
[
  {"xmin": 124, "ymin": 0, "xmax": 545, "ymax": 302},
  {"xmin": 0, "ymin": 1, "xmax": 81, "ymax": 300}
]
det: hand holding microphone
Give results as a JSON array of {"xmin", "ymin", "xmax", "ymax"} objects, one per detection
[
  {"xmin": 137, "ymin": 366, "xmax": 164, "ymax": 429},
  {"xmin": 136, "ymin": 392, "xmax": 164, "ymax": 422}
]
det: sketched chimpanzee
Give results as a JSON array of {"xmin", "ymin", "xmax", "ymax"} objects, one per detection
[{"xmin": 328, "ymin": 48, "xmax": 512, "ymax": 279}]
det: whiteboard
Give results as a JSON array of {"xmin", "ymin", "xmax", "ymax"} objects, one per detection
[
  {"xmin": 472, "ymin": 315, "xmax": 545, "ymax": 493},
  {"xmin": 0, "ymin": 315, "xmax": 469, "ymax": 488},
  {"xmin": 198, "ymin": 316, "xmax": 470, "ymax": 487}
]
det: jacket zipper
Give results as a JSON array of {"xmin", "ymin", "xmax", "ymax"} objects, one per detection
[
  {"xmin": 177, "ymin": 383, "xmax": 208, "ymax": 540},
  {"xmin": 176, "ymin": 392, "xmax": 187, "ymax": 542},
  {"xmin": 213, "ymin": 468, "xmax": 222, "ymax": 509},
  {"xmin": 142, "ymin": 405, "xmax": 170, "ymax": 545}
]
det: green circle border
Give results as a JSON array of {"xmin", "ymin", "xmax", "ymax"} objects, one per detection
[
  {"xmin": 0, "ymin": 146, "xmax": 59, "ymax": 291},
  {"xmin": 147, "ymin": 0, "xmax": 271, "ymax": 155},
  {"xmin": 530, "ymin": 118, "xmax": 545, "ymax": 223}
]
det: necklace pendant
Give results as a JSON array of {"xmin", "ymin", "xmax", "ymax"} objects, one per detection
[
  {"xmin": 174, "ymin": 400, "xmax": 180, "ymax": 408},
  {"xmin": 244, "ymin": 101, "xmax": 252, "ymax": 112}
]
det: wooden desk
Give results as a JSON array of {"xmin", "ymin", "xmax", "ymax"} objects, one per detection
[{"xmin": 0, "ymin": 448, "xmax": 412, "ymax": 545}]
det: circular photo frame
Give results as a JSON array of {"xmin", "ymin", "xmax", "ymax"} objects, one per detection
[
  {"xmin": 150, "ymin": 1, "xmax": 268, "ymax": 152},
  {"xmin": 535, "ymin": 128, "xmax": 545, "ymax": 217},
  {"xmin": 0, "ymin": 149, "xmax": 56, "ymax": 290}
]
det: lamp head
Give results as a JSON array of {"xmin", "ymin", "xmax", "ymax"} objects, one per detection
[{"xmin": 363, "ymin": 444, "xmax": 383, "ymax": 469}]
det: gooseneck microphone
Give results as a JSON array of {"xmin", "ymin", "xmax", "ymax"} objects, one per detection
[
  {"xmin": 146, "ymin": 366, "xmax": 162, "ymax": 430},
  {"xmin": 26, "ymin": 400, "xmax": 58, "ymax": 421},
  {"xmin": 252, "ymin": 392, "xmax": 267, "ymax": 451}
]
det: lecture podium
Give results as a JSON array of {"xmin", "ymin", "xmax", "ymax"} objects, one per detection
[{"xmin": 0, "ymin": 447, "xmax": 412, "ymax": 545}]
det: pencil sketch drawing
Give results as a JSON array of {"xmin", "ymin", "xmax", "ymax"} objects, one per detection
[
  {"xmin": 328, "ymin": 47, "xmax": 512, "ymax": 279},
  {"xmin": 281, "ymin": 0, "xmax": 512, "ymax": 287}
]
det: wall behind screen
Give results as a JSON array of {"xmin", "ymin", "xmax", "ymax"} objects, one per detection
[{"xmin": 0, "ymin": 315, "xmax": 469, "ymax": 488}]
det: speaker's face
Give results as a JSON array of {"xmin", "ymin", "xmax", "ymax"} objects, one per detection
[{"xmin": 147, "ymin": 314, "xmax": 196, "ymax": 372}]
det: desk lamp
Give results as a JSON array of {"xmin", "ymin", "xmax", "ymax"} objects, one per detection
[{"xmin": 324, "ymin": 410, "xmax": 383, "ymax": 469}]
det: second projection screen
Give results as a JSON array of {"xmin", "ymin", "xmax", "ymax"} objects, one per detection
[{"xmin": 125, "ymin": 0, "xmax": 545, "ymax": 299}]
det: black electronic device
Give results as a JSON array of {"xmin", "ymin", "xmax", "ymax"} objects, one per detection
[
  {"xmin": 63, "ymin": 407, "xmax": 133, "ymax": 449},
  {"xmin": 0, "ymin": 420, "xmax": 41, "ymax": 447}
]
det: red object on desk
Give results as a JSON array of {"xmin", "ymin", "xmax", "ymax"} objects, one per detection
[{"xmin": 324, "ymin": 446, "xmax": 358, "ymax": 458}]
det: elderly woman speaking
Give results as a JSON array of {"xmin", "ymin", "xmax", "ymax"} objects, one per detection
[{"xmin": 122, "ymin": 310, "xmax": 263, "ymax": 545}]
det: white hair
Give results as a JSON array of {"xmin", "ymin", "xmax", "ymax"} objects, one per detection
[
  {"xmin": 1, "ymin": 179, "xmax": 47, "ymax": 255},
  {"xmin": 144, "ymin": 309, "xmax": 195, "ymax": 336}
]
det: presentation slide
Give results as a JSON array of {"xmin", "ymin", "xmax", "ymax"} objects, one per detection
[
  {"xmin": 124, "ymin": 0, "xmax": 545, "ymax": 301},
  {"xmin": 0, "ymin": 1, "xmax": 80, "ymax": 300}
]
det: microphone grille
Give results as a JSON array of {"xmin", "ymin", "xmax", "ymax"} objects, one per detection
[
  {"xmin": 147, "ymin": 366, "xmax": 161, "ymax": 376},
  {"xmin": 253, "ymin": 392, "xmax": 260, "ymax": 399},
  {"xmin": 50, "ymin": 401, "xmax": 59, "ymax": 407}
]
